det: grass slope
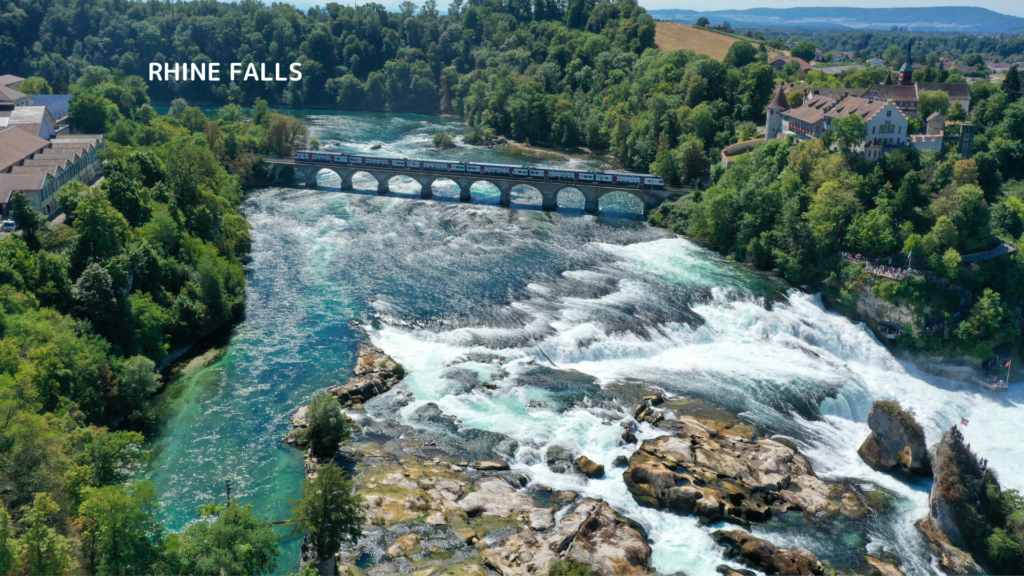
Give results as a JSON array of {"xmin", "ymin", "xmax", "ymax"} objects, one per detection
[{"xmin": 654, "ymin": 22, "xmax": 738, "ymax": 61}]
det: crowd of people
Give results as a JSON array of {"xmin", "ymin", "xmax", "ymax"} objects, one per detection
[
  {"xmin": 840, "ymin": 252, "xmax": 913, "ymax": 280},
  {"xmin": 951, "ymin": 424, "xmax": 965, "ymax": 444}
]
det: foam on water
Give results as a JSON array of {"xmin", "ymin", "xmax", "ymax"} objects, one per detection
[{"xmin": 369, "ymin": 231, "xmax": 1024, "ymax": 575}]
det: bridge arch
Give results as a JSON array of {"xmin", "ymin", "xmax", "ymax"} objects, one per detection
[
  {"xmin": 507, "ymin": 184, "xmax": 544, "ymax": 208},
  {"xmin": 596, "ymin": 189, "xmax": 646, "ymax": 217},
  {"xmin": 553, "ymin": 186, "xmax": 588, "ymax": 211}
]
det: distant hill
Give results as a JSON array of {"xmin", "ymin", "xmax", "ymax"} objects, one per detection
[{"xmin": 646, "ymin": 6, "xmax": 1024, "ymax": 33}]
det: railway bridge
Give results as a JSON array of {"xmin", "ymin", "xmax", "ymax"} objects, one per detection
[{"xmin": 262, "ymin": 157, "xmax": 690, "ymax": 212}]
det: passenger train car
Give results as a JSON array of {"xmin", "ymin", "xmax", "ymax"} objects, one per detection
[{"xmin": 293, "ymin": 151, "xmax": 666, "ymax": 189}]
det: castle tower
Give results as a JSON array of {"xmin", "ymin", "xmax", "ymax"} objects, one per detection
[
  {"xmin": 765, "ymin": 85, "xmax": 790, "ymax": 140},
  {"xmin": 898, "ymin": 38, "xmax": 914, "ymax": 86}
]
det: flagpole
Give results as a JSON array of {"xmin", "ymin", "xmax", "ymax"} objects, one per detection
[{"xmin": 1008, "ymin": 360, "xmax": 1012, "ymax": 385}]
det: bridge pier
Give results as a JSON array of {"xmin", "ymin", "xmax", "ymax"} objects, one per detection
[
  {"xmin": 455, "ymin": 178, "xmax": 473, "ymax": 203},
  {"xmin": 297, "ymin": 166, "xmax": 319, "ymax": 188},
  {"xmin": 584, "ymin": 197, "xmax": 599, "ymax": 213},
  {"xmin": 377, "ymin": 180, "xmax": 389, "ymax": 194},
  {"xmin": 495, "ymin": 181, "xmax": 513, "ymax": 206}
]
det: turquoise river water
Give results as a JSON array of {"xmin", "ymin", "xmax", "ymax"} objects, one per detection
[{"xmin": 144, "ymin": 111, "xmax": 1024, "ymax": 575}]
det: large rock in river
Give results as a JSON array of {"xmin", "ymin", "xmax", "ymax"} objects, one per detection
[
  {"xmin": 713, "ymin": 529, "xmax": 824, "ymax": 575},
  {"xmin": 482, "ymin": 499, "xmax": 650, "ymax": 576},
  {"xmin": 623, "ymin": 416, "xmax": 833, "ymax": 524},
  {"xmin": 328, "ymin": 343, "xmax": 404, "ymax": 407},
  {"xmin": 915, "ymin": 429, "xmax": 984, "ymax": 575},
  {"xmin": 858, "ymin": 400, "xmax": 930, "ymax": 475}
]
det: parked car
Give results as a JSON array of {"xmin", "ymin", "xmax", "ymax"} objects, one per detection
[{"xmin": 1, "ymin": 220, "xmax": 16, "ymax": 232}]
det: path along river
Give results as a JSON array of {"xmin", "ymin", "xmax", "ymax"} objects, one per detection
[{"xmin": 144, "ymin": 110, "xmax": 1024, "ymax": 575}]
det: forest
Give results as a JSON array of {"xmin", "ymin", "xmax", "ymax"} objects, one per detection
[
  {"xmin": 0, "ymin": 61, "xmax": 366, "ymax": 572},
  {"xmin": 751, "ymin": 28, "xmax": 1024, "ymax": 66},
  {"xmin": 0, "ymin": 0, "xmax": 786, "ymax": 178}
]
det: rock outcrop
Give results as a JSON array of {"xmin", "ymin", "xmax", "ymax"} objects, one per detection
[
  {"xmin": 482, "ymin": 499, "xmax": 651, "ymax": 576},
  {"xmin": 545, "ymin": 445, "xmax": 574, "ymax": 473},
  {"xmin": 916, "ymin": 429, "xmax": 984, "ymax": 575},
  {"xmin": 623, "ymin": 416, "xmax": 833, "ymax": 524},
  {"xmin": 575, "ymin": 456, "xmax": 605, "ymax": 479},
  {"xmin": 858, "ymin": 401, "xmax": 930, "ymax": 476},
  {"xmin": 713, "ymin": 530, "xmax": 824, "ymax": 575},
  {"xmin": 328, "ymin": 343, "xmax": 404, "ymax": 408}
]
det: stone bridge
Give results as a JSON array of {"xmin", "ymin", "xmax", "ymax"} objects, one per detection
[{"xmin": 263, "ymin": 158, "xmax": 690, "ymax": 213}]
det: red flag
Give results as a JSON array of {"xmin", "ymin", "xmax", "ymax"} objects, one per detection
[
  {"xmin": 1005, "ymin": 360, "xmax": 1012, "ymax": 368},
  {"xmin": 961, "ymin": 417, "xmax": 969, "ymax": 426}
]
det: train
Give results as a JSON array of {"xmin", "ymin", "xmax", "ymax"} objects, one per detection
[{"xmin": 293, "ymin": 151, "xmax": 666, "ymax": 189}]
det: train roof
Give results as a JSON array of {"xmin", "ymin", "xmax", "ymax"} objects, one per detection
[{"xmin": 295, "ymin": 151, "xmax": 659, "ymax": 177}]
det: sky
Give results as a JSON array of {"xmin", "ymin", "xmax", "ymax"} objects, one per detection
[
  {"xmin": 294, "ymin": 0, "xmax": 1024, "ymax": 19},
  {"xmin": 633, "ymin": 0, "xmax": 1024, "ymax": 17}
]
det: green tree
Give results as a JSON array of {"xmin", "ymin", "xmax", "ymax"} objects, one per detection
[
  {"xmin": 16, "ymin": 77, "xmax": 52, "ymax": 94},
  {"xmin": 302, "ymin": 392, "xmax": 352, "ymax": 457},
  {"xmin": 262, "ymin": 114, "xmax": 309, "ymax": 157},
  {"xmin": 432, "ymin": 131, "xmax": 455, "ymax": 148},
  {"xmin": 1004, "ymin": 65, "xmax": 1021, "ymax": 99},
  {"xmin": 102, "ymin": 172, "xmax": 151, "ymax": 227},
  {"xmin": 954, "ymin": 289, "xmax": 1018, "ymax": 358},
  {"xmin": 9, "ymin": 192, "xmax": 45, "ymax": 251},
  {"xmin": 168, "ymin": 98, "xmax": 188, "ymax": 118},
  {"xmin": 56, "ymin": 180, "xmax": 90, "ymax": 226},
  {"xmin": 947, "ymin": 99, "xmax": 967, "ymax": 122},
  {"xmin": 791, "ymin": 42, "xmax": 818, "ymax": 62},
  {"xmin": 80, "ymin": 428, "xmax": 148, "ymax": 487},
  {"xmin": 15, "ymin": 493, "xmax": 78, "ymax": 576},
  {"xmin": 845, "ymin": 200, "xmax": 897, "ymax": 256},
  {"xmin": 725, "ymin": 42, "xmax": 757, "ymax": 69},
  {"xmin": 831, "ymin": 114, "xmax": 867, "ymax": 154},
  {"xmin": 942, "ymin": 247, "xmax": 962, "ymax": 279},
  {"xmin": 178, "ymin": 501, "xmax": 280, "ymax": 576},
  {"xmin": 0, "ymin": 506, "xmax": 16, "ymax": 575},
  {"xmin": 252, "ymin": 98, "xmax": 270, "ymax": 126},
  {"xmin": 69, "ymin": 91, "xmax": 121, "ymax": 134},
  {"xmin": 218, "ymin": 104, "xmax": 245, "ymax": 122},
  {"xmin": 289, "ymin": 464, "xmax": 364, "ymax": 576},
  {"xmin": 695, "ymin": 17, "xmax": 709, "ymax": 27},
  {"xmin": 73, "ymin": 188, "xmax": 130, "ymax": 263},
  {"xmin": 918, "ymin": 90, "xmax": 951, "ymax": 120},
  {"xmin": 78, "ymin": 482, "xmax": 166, "ymax": 575}
]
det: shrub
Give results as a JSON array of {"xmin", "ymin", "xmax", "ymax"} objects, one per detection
[
  {"xmin": 549, "ymin": 558, "xmax": 597, "ymax": 575},
  {"xmin": 433, "ymin": 131, "xmax": 455, "ymax": 148},
  {"xmin": 302, "ymin": 392, "xmax": 352, "ymax": 457}
]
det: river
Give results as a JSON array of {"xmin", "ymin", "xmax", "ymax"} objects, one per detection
[{"xmin": 144, "ymin": 110, "xmax": 1024, "ymax": 575}]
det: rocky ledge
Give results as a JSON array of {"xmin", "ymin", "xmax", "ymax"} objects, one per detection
[
  {"xmin": 858, "ymin": 400, "xmax": 930, "ymax": 476},
  {"xmin": 345, "ymin": 446, "xmax": 650, "ymax": 576},
  {"xmin": 713, "ymin": 529, "xmax": 824, "ymax": 575},
  {"xmin": 623, "ymin": 415, "xmax": 835, "ymax": 525},
  {"xmin": 330, "ymin": 342, "xmax": 404, "ymax": 409},
  {"xmin": 915, "ymin": 429, "xmax": 984, "ymax": 575},
  {"xmin": 482, "ymin": 499, "xmax": 650, "ymax": 576}
]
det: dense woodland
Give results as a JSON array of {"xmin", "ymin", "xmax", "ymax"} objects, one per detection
[
  {"xmin": 0, "ymin": 64, "xmax": 358, "ymax": 572},
  {"xmin": 748, "ymin": 29, "xmax": 1024, "ymax": 67},
  {"xmin": 0, "ymin": 0, "xmax": 785, "ymax": 178}
]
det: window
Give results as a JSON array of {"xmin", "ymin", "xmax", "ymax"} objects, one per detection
[{"xmin": 887, "ymin": 110, "xmax": 892, "ymax": 117}]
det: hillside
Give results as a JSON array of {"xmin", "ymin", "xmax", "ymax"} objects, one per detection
[
  {"xmin": 654, "ymin": 22, "xmax": 739, "ymax": 61},
  {"xmin": 647, "ymin": 6, "xmax": 1024, "ymax": 33}
]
